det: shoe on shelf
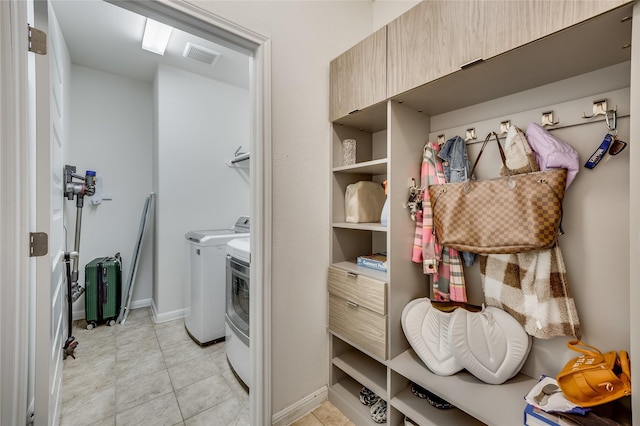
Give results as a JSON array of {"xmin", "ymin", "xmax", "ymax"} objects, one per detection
[
  {"xmin": 359, "ymin": 387, "xmax": 379, "ymax": 406},
  {"xmin": 370, "ymin": 399, "xmax": 387, "ymax": 424},
  {"xmin": 411, "ymin": 382, "xmax": 455, "ymax": 409}
]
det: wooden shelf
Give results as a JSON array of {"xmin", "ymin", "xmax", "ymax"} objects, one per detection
[
  {"xmin": 389, "ymin": 349, "xmax": 537, "ymax": 425},
  {"xmin": 391, "ymin": 385, "xmax": 485, "ymax": 426},
  {"xmin": 333, "ymin": 349, "xmax": 387, "ymax": 398},
  {"xmin": 332, "ymin": 222, "xmax": 387, "ymax": 232},
  {"xmin": 328, "ymin": 377, "xmax": 382, "ymax": 426},
  {"xmin": 332, "ymin": 158, "xmax": 387, "ymax": 175}
]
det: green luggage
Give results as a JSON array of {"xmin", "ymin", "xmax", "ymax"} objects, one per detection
[{"xmin": 85, "ymin": 254, "xmax": 122, "ymax": 329}]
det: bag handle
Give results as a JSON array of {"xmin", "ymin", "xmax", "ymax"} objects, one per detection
[
  {"xmin": 567, "ymin": 340, "xmax": 605, "ymax": 358},
  {"xmin": 469, "ymin": 132, "xmax": 510, "ymax": 179}
]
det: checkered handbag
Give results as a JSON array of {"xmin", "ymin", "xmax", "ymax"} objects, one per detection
[{"xmin": 428, "ymin": 132, "xmax": 567, "ymax": 254}]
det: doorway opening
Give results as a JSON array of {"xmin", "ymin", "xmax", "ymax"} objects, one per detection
[{"xmin": 50, "ymin": 0, "xmax": 271, "ymax": 423}]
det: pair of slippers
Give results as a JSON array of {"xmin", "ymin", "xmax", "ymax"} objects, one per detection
[
  {"xmin": 411, "ymin": 382, "xmax": 454, "ymax": 410},
  {"xmin": 359, "ymin": 387, "xmax": 387, "ymax": 423}
]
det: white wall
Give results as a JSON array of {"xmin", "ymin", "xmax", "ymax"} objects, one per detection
[
  {"xmin": 153, "ymin": 64, "xmax": 250, "ymax": 319},
  {"xmin": 183, "ymin": 0, "xmax": 412, "ymax": 418},
  {"xmin": 66, "ymin": 65, "xmax": 154, "ymax": 318}
]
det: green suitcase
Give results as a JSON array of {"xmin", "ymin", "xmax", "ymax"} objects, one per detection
[{"xmin": 85, "ymin": 254, "xmax": 122, "ymax": 329}]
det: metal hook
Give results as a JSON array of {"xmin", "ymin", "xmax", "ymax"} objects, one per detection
[
  {"xmin": 541, "ymin": 111, "xmax": 559, "ymax": 127},
  {"xmin": 499, "ymin": 120, "xmax": 511, "ymax": 135},
  {"xmin": 605, "ymin": 109, "xmax": 617, "ymax": 132},
  {"xmin": 582, "ymin": 99, "xmax": 608, "ymax": 119},
  {"xmin": 234, "ymin": 145, "xmax": 245, "ymax": 156},
  {"xmin": 465, "ymin": 128, "xmax": 477, "ymax": 142}
]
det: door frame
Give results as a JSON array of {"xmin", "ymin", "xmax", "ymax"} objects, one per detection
[
  {"xmin": 1, "ymin": 0, "xmax": 272, "ymax": 423},
  {"xmin": 0, "ymin": 1, "xmax": 30, "ymax": 424},
  {"xmin": 105, "ymin": 1, "xmax": 272, "ymax": 424}
]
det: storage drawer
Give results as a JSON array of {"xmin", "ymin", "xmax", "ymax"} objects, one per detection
[
  {"xmin": 329, "ymin": 294, "xmax": 387, "ymax": 359},
  {"xmin": 328, "ymin": 266, "xmax": 386, "ymax": 315}
]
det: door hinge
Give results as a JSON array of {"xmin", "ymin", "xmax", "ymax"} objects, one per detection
[
  {"xmin": 29, "ymin": 232, "xmax": 48, "ymax": 257},
  {"xmin": 28, "ymin": 25, "xmax": 47, "ymax": 55}
]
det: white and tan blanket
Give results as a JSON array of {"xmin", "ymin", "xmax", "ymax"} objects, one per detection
[{"xmin": 479, "ymin": 245, "xmax": 581, "ymax": 339}]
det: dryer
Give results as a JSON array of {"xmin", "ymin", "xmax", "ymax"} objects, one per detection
[
  {"xmin": 226, "ymin": 237, "xmax": 251, "ymax": 388},
  {"xmin": 184, "ymin": 216, "xmax": 249, "ymax": 346}
]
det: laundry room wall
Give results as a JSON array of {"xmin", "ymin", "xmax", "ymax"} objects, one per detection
[
  {"xmin": 152, "ymin": 63, "xmax": 250, "ymax": 320},
  {"xmin": 65, "ymin": 64, "xmax": 154, "ymax": 319},
  {"xmin": 180, "ymin": 0, "xmax": 417, "ymax": 420}
]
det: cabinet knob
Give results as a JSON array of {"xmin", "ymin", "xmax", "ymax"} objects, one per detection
[
  {"xmin": 346, "ymin": 300, "xmax": 359, "ymax": 308},
  {"xmin": 347, "ymin": 272, "xmax": 358, "ymax": 278}
]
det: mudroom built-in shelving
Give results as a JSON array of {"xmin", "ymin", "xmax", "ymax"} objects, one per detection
[{"xmin": 328, "ymin": 1, "xmax": 640, "ymax": 425}]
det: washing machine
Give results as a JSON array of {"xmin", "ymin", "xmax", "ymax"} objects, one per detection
[
  {"xmin": 184, "ymin": 216, "xmax": 249, "ymax": 346},
  {"xmin": 226, "ymin": 237, "xmax": 251, "ymax": 388}
]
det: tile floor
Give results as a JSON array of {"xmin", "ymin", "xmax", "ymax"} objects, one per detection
[
  {"xmin": 60, "ymin": 307, "xmax": 249, "ymax": 426},
  {"xmin": 60, "ymin": 307, "xmax": 350, "ymax": 426},
  {"xmin": 289, "ymin": 402, "xmax": 354, "ymax": 426}
]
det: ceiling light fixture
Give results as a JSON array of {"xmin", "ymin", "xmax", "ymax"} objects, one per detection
[{"xmin": 141, "ymin": 18, "xmax": 173, "ymax": 55}]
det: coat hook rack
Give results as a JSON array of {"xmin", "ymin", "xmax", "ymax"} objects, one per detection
[
  {"xmin": 541, "ymin": 111, "xmax": 560, "ymax": 127},
  {"xmin": 499, "ymin": 120, "xmax": 511, "ymax": 135},
  {"xmin": 437, "ymin": 134, "xmax": 446, "ymax": 145},
  {"xmin": 582, "ymin": 99, "xmax": 610, "ymax": 119},
  {"xmin": 465, "ymin": 128, "xmax": 477, "ymax": 142}
]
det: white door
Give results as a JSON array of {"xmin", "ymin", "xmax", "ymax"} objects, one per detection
[{"xmin": 30, "ymin": 1, "xmax": 67, "ymax": 424}]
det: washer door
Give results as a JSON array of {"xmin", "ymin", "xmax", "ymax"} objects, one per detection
[{"xmin": 226, "ymin": 255, "xmax": 250, "ymax": 343}]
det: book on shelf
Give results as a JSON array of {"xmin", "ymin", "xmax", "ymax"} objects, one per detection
[
  {"xmin": 356, "ymin": 253, "xmax": 387, "ymax": 272},
  {"xmin": 524, "ymin": 404, "xmax": 579, "ymax": 426}
]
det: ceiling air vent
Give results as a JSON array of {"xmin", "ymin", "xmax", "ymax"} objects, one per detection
[{"xmin": 182, "ymin": 42, "xmax": 221, "ymax": 65}]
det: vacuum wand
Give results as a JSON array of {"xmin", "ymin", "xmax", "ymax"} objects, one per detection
[{"xmin": 64, "ymin": 165, "xmax": 96, "ymax": 301}]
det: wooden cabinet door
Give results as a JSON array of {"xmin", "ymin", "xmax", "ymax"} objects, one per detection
[
  {"xmin": 483, "ymin": 0, "xmax": 630, "ymax": 60},
  {"xmin": 387, "ymin": 0, "xmax": 485, "ymax": 98},
  {"xmin": 330, "ymin": 27, "xmax": 387, "ymax": 121}
]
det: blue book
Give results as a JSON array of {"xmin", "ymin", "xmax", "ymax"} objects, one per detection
[{"xmin": 524, "ymin": 404, "xmax": 578, "ymax": 426}]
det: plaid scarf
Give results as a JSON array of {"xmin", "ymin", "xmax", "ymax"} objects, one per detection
[
  {"xmin": 479, "ymin": 245, "xmax": 581, "ymax": 339},
  {"xmin": 412, "ymin": 142, "xmax": 466, "ymax": 303}
]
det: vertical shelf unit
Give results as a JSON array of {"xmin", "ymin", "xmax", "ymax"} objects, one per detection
[{"xmin": 328, "ymin": 2, "xmax": 639, "ymax": 425}]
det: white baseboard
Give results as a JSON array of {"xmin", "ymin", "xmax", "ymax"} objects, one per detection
[
  {"xmin": 271, "ymin": 386, "xmax": 328, "ymax": 426},
  {"xmin": 72, "ymin": 298, "xmax": 152, "ymax": 321},
  {"xmin": 150, "ymin": 298, "xmax": 185, "ymax": 324}
]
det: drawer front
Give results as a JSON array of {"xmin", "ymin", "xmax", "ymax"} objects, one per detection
[
  {"xmin": 329, "ymin": 294, "xmax": 387, "ymax": 359},
  {"xmin": 327, "ymin": 266, "xmax": 386, "ymax": 315}
]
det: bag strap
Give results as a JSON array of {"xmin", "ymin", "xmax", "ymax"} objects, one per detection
[
  {"xmin": 469, "ymin": 132, "xmax": 510, "ymax": 179},
  {"xmin": 567, "ymin": 340, "xmax": 604, "ymax": 358},
  {"xmin": 619, "ymin": 350, "xmax": 631, "ymax": 381}
]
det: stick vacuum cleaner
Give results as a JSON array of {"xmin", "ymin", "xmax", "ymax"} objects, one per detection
[{"xmin": 62, "ymin": 165, "xmax": 96, "ymax": 359}]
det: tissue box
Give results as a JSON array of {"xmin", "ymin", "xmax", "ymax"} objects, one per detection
[{"xmin": 345, "ymin": 181, "xmax": 385, "ymax": 223}]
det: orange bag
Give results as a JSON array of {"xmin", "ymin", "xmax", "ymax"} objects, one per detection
[{"xmin": 556, "ymin": 340, "xmax": 631, "ymax": 407}]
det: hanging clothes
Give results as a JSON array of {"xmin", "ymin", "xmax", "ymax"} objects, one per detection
[
  {"xmin": 437, "ymin": 135, "xmax": 475, "ymax": 267},
  {"xmin": 481, "ymin": 124, "xmax": 581, "ymax": 339},
  {"xmin": 412, "ymin": 142, "xmax": 467, "ymax": 303}
]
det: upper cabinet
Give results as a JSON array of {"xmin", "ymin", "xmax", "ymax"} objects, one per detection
[
  {"xmin": 329, "ymin": 27, "xmax": 387, "ymax": 121},
  {"xmin": 387, "ymin": 0, "xmax": 631, "ymax": 99},
  {"xmin": 387, "ymin": 0, "xmax": 486, "ymax": 98},
  {"xmin": 482, "ymin": 0, "xmax": 630, "ymax": 60}
]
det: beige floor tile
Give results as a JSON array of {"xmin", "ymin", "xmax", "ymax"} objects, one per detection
[
  {"xmin": 115, "ymin": 334, "xmax": 161, "ymax": 364},
  {"xmin": 290, "ymin": 413, "xmax": 324, "ymax": 426},
  {"xmin": 62, "ymin": 363, "xmax": 115, "ymax": 406},
  {"xmin": 156, "ymin": 324, "xmax": 195, "ymax": 351},
  {"xmin": 116, "ymin": 369, "xmax": 173, "ymax": 413},
  {"xmin": 175, "ymin": 374, "xmax": 233, "ymax": 419},
  {"xmin": 168, "ymin": 354, "xmax": 221, "ymax": 390},
  {"xmin": 115, "ymin": 323, "xmax": 156, "ymax": 348},
  {"xmin": 60, "ymin": 385, "xmax": 115, "ymax": 426},
  {"xmin": 161, "ymin": 339, "xmax": 219, "ymax": 369},
  {"xmin": 115, "ymin": 349, "xmax": 166, "ymax": 382},
  {"xmin": 184, "ymin": 397, "xmax": 249, "ymax": 426},
  {"xmin": 115, "ymin": 392, "xmax": 183, "ymax": 426},
  {"xmin": 311, "ymin": 401, "xmax": 352, "ymax": 425}
]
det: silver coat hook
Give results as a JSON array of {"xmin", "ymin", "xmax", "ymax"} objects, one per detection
[
  {"xmin": 582, "ymin": 99, "xmax": 609, "ymax": 119},
  {"xmin": 541, "ymin": 111, "xmax": 559, "ymax": 127}
]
